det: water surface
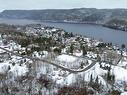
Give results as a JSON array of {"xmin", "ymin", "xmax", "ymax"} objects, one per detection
[{"xmin": 0, "ymin": 18, "xmax": 127, "ymax": 46}]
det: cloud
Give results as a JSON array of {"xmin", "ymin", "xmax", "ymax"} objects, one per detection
[
  {"xmin": 0, "ymin": 0, "xmax": 85, "ymax": 11},
  {"xmin": 0, "ymin": 0, "xmax": 127, "ymax": 11},
  {"xmin": 84, "ymin": 0, "xmax": 127, "ymax": 9}
]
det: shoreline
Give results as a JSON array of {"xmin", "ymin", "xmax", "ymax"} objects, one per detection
[
  {"xmin": 41, "ymin": 20, "xmax": 127, "ymax": 32},
  {"xmin": 0, "ymin": 18, "xmax": 125, "ymax": 32},
  {"xmin": 41, "ymin": 20, "xmax": 103, "ymax": 26},
  {"xmin": 0, "ymin": 18, "xmax": 126, "ymax": 46}
]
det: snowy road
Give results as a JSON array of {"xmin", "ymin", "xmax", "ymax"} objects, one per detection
[{"xmin": 0, "ymin": 47, "xmax": 97, "ymax": 73}]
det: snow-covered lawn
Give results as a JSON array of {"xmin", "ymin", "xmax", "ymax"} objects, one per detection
[
  {"xmin": 0, "ymin": 49, "xmax": 6, "ymax": 53},
  {"xmin": 56, "ymin": 54, "xmax": 90, "ymax": 70},
  {"xmin": 0, "ymin": 61, "xmax": 10, "ymax": 74},
  {"xmin": 73, "ymin": 51, "xmax": 82, "ymax": 57},
  {"xmin": 118, "ymin": 58, "xmax": 127, "ymax": 68},
  {"xmin": 0, "ymin": 61, "xmax": 28, "ymax": 77},
  {"xmin": 121, "ymin": 92, "xmax": 127, "ymax": 95},
  {"xmin": 111, "ymin": 66, "xmax": 127, "ymax": 82},
  {"xmin": 95, "ymin": 62, "xmax": 127, "ymax": 84},
  {"xmin": 57, "ymin": 54, "xmax": 77, "ymax": 63},
  {"xmin": 9, "ymin": 64, "xmax": 28, "ymax": 77}
]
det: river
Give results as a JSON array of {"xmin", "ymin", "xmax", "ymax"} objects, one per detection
[{"xmin": 0, "ymin": 18, "xmax": 127, "ymax": 46}]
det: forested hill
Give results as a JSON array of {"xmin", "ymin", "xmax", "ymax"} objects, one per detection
[
  {"xmin": 1, "ymin": 8, "xmax": 127, "ymax": 31},
  {"xmin": 1, "ymin": 8, "xmax": 127, "ymax": 23}
]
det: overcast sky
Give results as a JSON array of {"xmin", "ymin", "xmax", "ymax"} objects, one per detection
[{"xmin": 0, "ymin": 0, "xmax": 127, "ymax": 11}]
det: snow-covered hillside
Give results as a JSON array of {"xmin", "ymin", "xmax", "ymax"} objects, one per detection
[{"xmin": 0, "ymin": 24, "xmax": 127, "ymax": 95}]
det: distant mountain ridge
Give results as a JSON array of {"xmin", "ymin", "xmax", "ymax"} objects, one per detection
[
  {"xmin": 1, "ymin": 8, "xmax": 127, "ymax": 31},
  {"xmin": 1, "ymin": 8, "xmax": 127, "ymax": 23}
]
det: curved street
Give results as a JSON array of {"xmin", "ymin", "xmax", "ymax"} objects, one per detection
[{"xmin": 0, "ymin": 47, "xmax": 97, "ymax": 73}]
